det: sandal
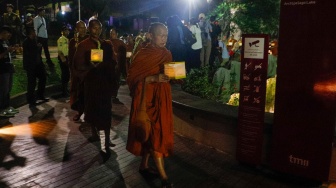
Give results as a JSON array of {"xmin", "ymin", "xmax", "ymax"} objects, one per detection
[
  {"xmin": 72, "ymin": 113, "xmax": 82, "ymax": 121},
  {"xmin": 161, "ymin": 179, "xmax": 174, "ymax": 188},
  {"xmin": 139, "ymin": 167, "xmax": 159, "ymax": 178}
]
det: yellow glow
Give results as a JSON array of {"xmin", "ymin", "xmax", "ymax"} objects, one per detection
[
  {"xmin": 313, "ymin": 76, "xmax": 336, "ymax": 100},
  {"xmin": 0, "ymin": 120, "xmax": 56, "ymax": 137},
  {"xmin": 0, "ymin": 124, "xmax": 31, "ymax": 136},
  {"xmin": 164, "ymin": 62, "xmax": 186, "ymax": 79},
  {"xmin": 91, "ymin": 49, "xmax": 103, "ymax": 62}
]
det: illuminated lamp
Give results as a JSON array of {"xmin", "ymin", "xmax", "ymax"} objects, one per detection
[
  {"xmin": 90, "ymin": 41, "xmax": 103, "ymax": 63},
  {"xmin": 164, "ymin": 62, "xmax": 186, "ymax": 79}
]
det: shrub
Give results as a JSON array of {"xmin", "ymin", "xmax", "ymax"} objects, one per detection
[{"xmin": 181, "ymin": 66, "xmax": 218, "ymax": 101}]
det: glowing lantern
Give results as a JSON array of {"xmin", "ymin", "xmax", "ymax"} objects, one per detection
[
  {"xmin": 90, "ymin": 40, "xmax": 103, "ymax": 63},
  {"xmin": 91, "ymin": 49, "xmax": 103, "ymax": 62},
  {"xmin": 164, "ymin": 62, "xmax": 186, "ymax": 79}
]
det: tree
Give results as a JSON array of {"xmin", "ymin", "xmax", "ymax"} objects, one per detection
[{"xmin": 210, "ymin": 0, "xmax": 280, "ymax": 38}]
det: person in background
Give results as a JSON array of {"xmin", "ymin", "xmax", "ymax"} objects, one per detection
[
  {"xmin": 22, "ymin": 13, "xmax": 34, "ymax": 37},
  {"xmin": 109, "ymin": 28, "xmax": 126, "ymax": 104},
  {"xmin": 2, "ymin": 4, "xmax": 21, "ymax": 48},
  {"xmin": 73, "ymin": 19, "xmax": 116, "ymax": 152},
  {"xmin": 125, "ymin": 34, "xmax": 134, "ymax": 77},
  {"xmin": 0, "ymin": 26, "xmax": 19, "ymax": 117},
  {"xmin": 69, "ymin": 20, "xmax": 88, "ymax": 121},
  {"xmin": 218, "ymin": 35, "xmax": 230, "ymax": 67},
  {"xmin": 22, "ymin": 27, "xmax": 48, "ymax": 107},
  {"xmin": 135, "ymin": 29, "xmax": 144, "ymax": 44},
  {"xmin": 186, "ymin": 17, "xmax": 202, "ymax": 72},
  {"xmin": 127, "ymin": 22, "xmax": 174, "ymax": 188},
  {"xmin": 57, "ymin": 26, "xmax": 70, "ymax": 97},
  {"xmin": 198, "ymin": 13, "xmax": 212, "ymax": 67},
  {"xmin": 34, "ymin": 7, "xmax": 54, "ymax": 72},
  {"xmin": 166, "ymin": 15, "xmax": 187, "ymax": 62},
  {"xmin": 209, "ymin": 16, "xmax": 222, "ymax": 68},
  {"xmin": 132, "ymin": 32, "xmax": 150, "ymax": 59}
]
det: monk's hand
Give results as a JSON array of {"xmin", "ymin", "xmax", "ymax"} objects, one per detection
[
  {"xmin": 146, "ymin": 74, "xmax": 170, "ymax": 83},
  {"xmin": 157, "ymin": 73, "xmax": 170, "ymax": 82}
]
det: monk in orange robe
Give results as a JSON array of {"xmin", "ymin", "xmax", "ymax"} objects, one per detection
[
  {"xmin": 69, "ymin": 20, "xmax": 88, "ymax": 121},
  {"xmin": 127, "ymin": 22, "xmax": 173, "ymax": 188},
  {"xmin": 73, "ymin": 19, "xmax": 116, "ymax": 152}
]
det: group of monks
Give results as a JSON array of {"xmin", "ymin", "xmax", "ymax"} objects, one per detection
[{"xmin": 67, "ymin": 19, "xmax": 174, "ymax": 188}]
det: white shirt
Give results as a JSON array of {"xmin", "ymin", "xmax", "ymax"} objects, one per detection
[
  {"xmin": 189, "ymin": 24, "xmax": 202, "ymax": 50},
  {"xmin": 34, "ymin": 15, "xmax": 48, "ymax": 38}
]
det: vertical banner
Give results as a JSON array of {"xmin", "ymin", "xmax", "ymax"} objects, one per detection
[
  {"xmin": 236, "ymin": 34, "xmax": 269, "ymax": 165},
  {"xmin": 271, "ymin": 0, "xmax": 336, "ymax": 181}
]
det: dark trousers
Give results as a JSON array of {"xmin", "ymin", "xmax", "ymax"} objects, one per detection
[
  {"xmin": 0, "ymin": 73, "xmax": 13, "ymax": 110},
  {"xmin": 186, "ymin": 48, "xmax": 201, "ymax": 73},
  {"xmin": 26, "ymin": 63, "xmax": 47, "ymax": 104},
  {"xmin": 37, "ymin": 37, "xmax": 54, "ymax": 68},
  {"xmin": 58, "ymin": 56, "xmax": 70, "ymax": 96},
  {"xmin": 58, "ymin": 56, "xmax": 70, "ymax": 85}
]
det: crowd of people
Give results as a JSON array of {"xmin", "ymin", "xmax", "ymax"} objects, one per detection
[{"xmin": 0, "ymin": 4, "xmax": 252, "ymax": 187}]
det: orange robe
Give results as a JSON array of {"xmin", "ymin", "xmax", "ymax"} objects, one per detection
[
  {"xmin": 73, "ymin": 37, "xmax": 115, "ymax": 129},
  {"xmin": 126, "ymin": 44, "xmax": 174, "ymax": 157},
  {"xmin": 69, "ymin": 35, "xmax": 88, "ymax": 107}
]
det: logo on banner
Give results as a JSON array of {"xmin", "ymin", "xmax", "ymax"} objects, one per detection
[{"xmin": 289, "ymin": 155, "xmax": 309, "ymax": 167}]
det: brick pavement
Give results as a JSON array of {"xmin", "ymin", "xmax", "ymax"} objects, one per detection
[{"xmin": 0, "ymin": 85, "xmax": 326, "ymax": 188}]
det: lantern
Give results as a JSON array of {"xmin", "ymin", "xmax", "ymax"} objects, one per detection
[
  {"xmin": 90, "ymin": 40, "xmax": 103, "ymax": 63},
  {"xmin": 90, "ymin": 49, "xmax": 103, "ymax": 62},
  {"xmin": 164, "ymin": 62, "xmax": 186, "ymax": 79}
]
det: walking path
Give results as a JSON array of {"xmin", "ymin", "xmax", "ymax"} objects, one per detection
[
  {"xmin": 0, "ymin": 85, "xmax": 327, "ymax": 188},
  {"xmin": 1, "ymin": 46, "xmax": 330, "ymax": 187}
]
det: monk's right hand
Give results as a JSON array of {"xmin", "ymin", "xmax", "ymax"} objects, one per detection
[
  {"xmin": 157, "ymin": 74, "xmax": 170, "ymax": 83},
  {"xmin": 146, "ymin": 74, "xmax": 170, "ymax": 83}
]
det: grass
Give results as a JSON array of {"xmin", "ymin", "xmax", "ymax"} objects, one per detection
[{"xmin": 11, "ymin": 57, "xmax": 62, "ymax": 96}]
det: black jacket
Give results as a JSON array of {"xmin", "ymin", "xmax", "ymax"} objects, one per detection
[
  {"xmin": 0, "ymin": 39, "xmax": 14, "ymax": 74},
  {"xmin": 22, "ymin": 37, "xmax": 43, "ymax": 71}
]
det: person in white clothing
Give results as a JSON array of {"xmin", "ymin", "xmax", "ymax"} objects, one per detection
[
  {"xmin": 34, "ymin": 7, "xmax": 54, "ymax": 72},
  {"xmin": 198, "ymin": 13, "xmax": 212, "ymax": 67},
  {"xmin": 186, "ymin": 17, "xmax": 202, "ymax": 72}
]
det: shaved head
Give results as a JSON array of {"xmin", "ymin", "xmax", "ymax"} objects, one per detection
[{"xmin": 148, "ymin": 22, "xmax": 167, "ymax": 36}]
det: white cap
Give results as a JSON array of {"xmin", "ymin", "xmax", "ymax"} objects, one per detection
[
  {"xmin": 199, "ymin": 13, "xmax": 205, "ymax": 19},
  {"xmin": 26, "ymin": 13, "xmax": 32, "ymax": 17}
]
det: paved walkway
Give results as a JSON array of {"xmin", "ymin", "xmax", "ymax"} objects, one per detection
[{"xmin": 0, "ymin": 85, "xmax": 327, "ymax": 188}]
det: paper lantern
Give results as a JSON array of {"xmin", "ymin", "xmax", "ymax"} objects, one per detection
[
  {"xmin": 91, "ymin": 49, "xmax": 103, "ymax": 62},
  {"xmin": 164, "ymin": 62, "xmax": 186, "ymax": 79}
]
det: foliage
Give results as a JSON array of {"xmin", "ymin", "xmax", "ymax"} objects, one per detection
[
  {"xmin": 209, "ymin": 1, "xmax": 235, "ymax": 36},
  {"xmin": 181, "ymin": 66, "xmax": 218, "ymax": 101},
  {"xmin": 219, "ymin": 70, "xmax": 239, "ymax": 103},
  {"xmin": 11, "ymin": 58, "xmax": 61, "ymax": 96},
  {"xmin": 232, "ymin": 0, "xmax": 280, "ymax": 37},
  {"xmin": 210, "ymin": 0, "xmax": 280, "ymax": 38},
  {"xmin": 265, "ymin": 77, "xmax": 276, "ymax": 112},
  {"xmin": 226, "ymin": 77, "xmax": 276, "ymax": 113},
  {"xmin": 182, "ymin": 66, "xmax": 276, "ymax": 113}
]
